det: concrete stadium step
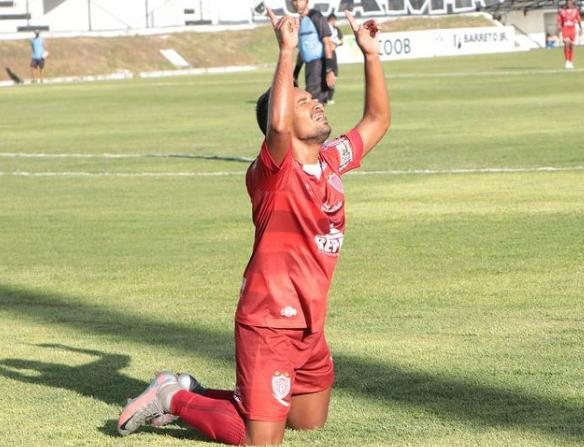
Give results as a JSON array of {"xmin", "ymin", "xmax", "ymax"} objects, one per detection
[
  {"xmin": 17, "ymin": 25, "xmax": 50, "ymax": 32},
  {"xmin": 0, "ymin": 13, "xmax": 30, "ymax": 20},
  {"xmin": 0, "ymin": 1, "xmax": 15, "ymax": 7}
]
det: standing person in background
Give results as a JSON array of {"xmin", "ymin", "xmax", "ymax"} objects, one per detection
[
  {"xmin": 292, "ymin": 0, "xmax": 335, "ymax": 104},
  {"xmin": 327, "ymin": 12, "xmax": 344, "ymax": 104},
  {"xmin": 30, "ymin": 30, "xmax": 48, "ymax": 83},
  {"xmin": 557, "ymin": 0, "xmax": 582, "ymax": 69}
]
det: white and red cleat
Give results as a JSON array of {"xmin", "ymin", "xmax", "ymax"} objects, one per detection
[{"xmin": 117, "ymin": 372, "xmax": 180, "ymax": 436}]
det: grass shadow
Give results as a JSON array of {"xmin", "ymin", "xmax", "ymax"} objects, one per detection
[
  {"xmin": 0, "ymin": 284, "xmax": 582, "ymax": 440},
  {"xmin": 100, "ymin": 419, "xmax": 209, "ymax": 441}
]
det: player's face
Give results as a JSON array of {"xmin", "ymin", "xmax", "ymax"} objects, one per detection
[
  {"xmin": 292, "ymin": 88, "xmax": 331, "ymax": 143},
  {"xmin": 292, "ymin": 0, "xmax": 308, "ymax": 14},
  {"xmin": 567, "ymin": 0, "xmax": 574, "ymax": 7}
]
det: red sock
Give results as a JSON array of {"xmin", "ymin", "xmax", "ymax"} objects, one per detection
[
  {"xmin": 568, "ymin": 47, "xmax": 574, "ymax": 62},
  {"xmin": 203, "ymin": 389, "xmax": 236, "ymax": 400},
  {"xmin": 564, "ymin": 45, "xmax": 570, "ymax": 61},
  {"xmin": 171, "ymin": 390, "xmax": 246, "ymax": 445}
]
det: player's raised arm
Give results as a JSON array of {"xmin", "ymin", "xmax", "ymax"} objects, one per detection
[
  {"xmin": 345, "ymin": 11, "xmax": 390, "ymax": 157},
  {"xmin": 265, "ymin": 8, "xmax": 299, "ymax": 165}
]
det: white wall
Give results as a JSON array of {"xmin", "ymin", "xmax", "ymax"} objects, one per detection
[
  {"xmin": 1, "ymin": 0, "xmax": 502, "ymax": 34},
  {"xmin": 500, "ymin": 9, "xmax": 557, "ymax": 47},
  {"xmin": 0, "ymin": 0, "xmax": 221, "ymax": 33}
]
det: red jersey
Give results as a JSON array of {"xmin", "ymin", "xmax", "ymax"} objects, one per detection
[
  {"xmin": 236, "ymin": 129, "xmax": 364, "ymax": 332},
  {"xmin": 558, "ymin": 8, "xmax": 581, "ymax": 29}
]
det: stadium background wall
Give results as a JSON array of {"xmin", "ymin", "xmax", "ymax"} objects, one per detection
[{"xmin": 0, "ymin": 0, "xmax": 504, "ymax": 34}]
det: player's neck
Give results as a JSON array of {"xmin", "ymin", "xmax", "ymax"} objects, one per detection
[{"xmin": 292, "ymin": 139, "xmax": 320, "ymax": 164}]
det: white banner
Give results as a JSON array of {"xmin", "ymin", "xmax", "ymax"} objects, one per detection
[
  {"xmin": 337, "ymin": 26, "xmax": 516, "ymax": 63},
  {"xmin": 259, "ymin": 0, "xmax": 505, "ymax": 17}
]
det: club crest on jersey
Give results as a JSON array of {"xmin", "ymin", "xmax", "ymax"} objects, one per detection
[
  {"xmin": 327, "ymin": 173, "xmax": 344, "ymax": 193},
  {"xmin": 315, "ymin": 227, "xmax": 344, "ymax": 255},
  {"xmin": 272, "ymin": 371, "xmax": 291, "ymax": 407}
]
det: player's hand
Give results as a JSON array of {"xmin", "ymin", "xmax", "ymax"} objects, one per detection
[
  {"xmin": 345, "ymin": 10, "xmax": 379, "ymax": 56},
  {"xmin": 267, "ymin": 8, "xmax": 299, "ymax": 51},
  {"xmin": 326, "ymin": 70, "xmax": 336, "ymax": 88}
]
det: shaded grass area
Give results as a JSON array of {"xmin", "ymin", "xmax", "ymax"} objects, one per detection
[{"xmin": 0, "ymin": 274, "xmax": 583, "ymax": 443}]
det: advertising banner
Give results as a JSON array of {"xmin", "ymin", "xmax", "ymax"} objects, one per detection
[{"xmin": 337, "ymin": 26, "xmax": 516, "ymax": 63}]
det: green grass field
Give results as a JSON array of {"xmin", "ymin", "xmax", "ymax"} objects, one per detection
[{"xmin": 1, "ymin": 48, "xmax": 583, "ymax": 446}]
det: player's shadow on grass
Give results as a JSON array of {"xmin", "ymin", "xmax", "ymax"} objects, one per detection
[
  {"xmin": 0, "ymin": 284, "xmax": 582, "ymax": 440},
  {"xmin": 0, "ymin": 343, "xmax": 208, "ymax": 440},
  {"xmin": 0, "ymin": 344, "xmax": 143, "ymax": 406}
]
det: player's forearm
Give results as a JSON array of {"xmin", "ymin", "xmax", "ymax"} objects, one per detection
[
  {"xmin": 294, "ymin": 53, "xmax": 303, "ymax": 80},
  {"xmin": 269, "ymin": 49, "xmax": 295, "ymax": 135},
  {"xmin": 362, "ymin": 53, "xmax": 390, "ymax": 133},
  {"xmin": 323, "ymin": 37, "xmax": 334, "ymax": 59}
]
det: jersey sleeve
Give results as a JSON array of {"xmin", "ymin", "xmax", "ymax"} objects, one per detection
[
  {"xmin": 246, "ymin": 140, "xmax": 293, "ymax": 195},
  {"xmin": 321, "ymin": 128, "xmax": 364, "ymax": 175}
]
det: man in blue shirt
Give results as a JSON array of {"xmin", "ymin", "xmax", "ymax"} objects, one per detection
[
  {"xmin": 292, "ymin": 0, "xmax": 335, "ymax": 103},
  {"xmin": 30, "ymin": 30, "xmax": 47, "ymax": 83}
]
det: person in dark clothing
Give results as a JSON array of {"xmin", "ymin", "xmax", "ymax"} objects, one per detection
[
  {"xmin": 292, "ymin": 0, "xmax": 335, "ymax": 104},
  {"xmin": 327, "ymin": 12, "xmax": 344, "ymax": 104}
]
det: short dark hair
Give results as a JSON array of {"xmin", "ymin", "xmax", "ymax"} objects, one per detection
[
  {"xmin": 256, "ymin": 88, "xmax": 271, "ymax": 136},
  {"xmin": 328, "ymin": 12, "xmax": 337, "ymax": 20}
]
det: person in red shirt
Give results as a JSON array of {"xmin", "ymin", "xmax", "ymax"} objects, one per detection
[
  {"xmin": 557, "ymin": 0, "xmax": 583, "ymax": 69},
  {"xmin": 117, "ymin": 8, "xmax": 390, "ymax": 446}
]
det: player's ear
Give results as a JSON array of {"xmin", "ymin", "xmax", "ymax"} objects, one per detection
[{"xmin": 256, "ymin": 89, "xmax": 271, "ymax": 136}]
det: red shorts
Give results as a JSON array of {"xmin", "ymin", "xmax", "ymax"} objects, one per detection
[
  {"xmin": 234, "ymin": 322, "xmax": 335, "ymax": 421},
  {"xmin": 562, "ymin": 27, "xmax": 576, "ymax": 43}
]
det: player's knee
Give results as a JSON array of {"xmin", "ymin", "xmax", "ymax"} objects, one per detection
[
  {"xmin": 287, "ymin": 415, "xmax": 328, "ymax": 431},
  {"xmin": 245, "ymin": 421, "xmax": 285, "ymax": 446},
  {"xmin": 245, "ymin": 432, "xmax": 284, "ymax": 446}
]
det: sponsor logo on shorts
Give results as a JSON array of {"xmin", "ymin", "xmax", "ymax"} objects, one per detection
[
  {"xmin": 315, "ymin": 227, "xmax": 344, "ymax": 255},
  {"xmin": 272, "ymin": 371, "xmax": 291, "ymax": 407},
  {"xmin": 280, "ymin": 306, "xmax": 298, "ymax": 318}
]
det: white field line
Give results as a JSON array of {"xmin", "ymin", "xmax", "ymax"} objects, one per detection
[
  {"xmin": 389, "ymin": 68, "xmax": 584, "ymax": 79},
  {"xmin": 1, "ymin": 166, "xmax": 583, "ymax": 178},
  {"xmin": 0, "ymin": 152, "xmax": 254, "ymax": 161},
  {"xmin": 0, "ymin": 152, "xmax": 148, "ymax": 158},
  {"xmin": 2, "ymin": 66, "xmax": 582, "ymax": 89},
  {"xmin": 0, "ymin": 171, "xmax": 244, "ymax": 177}
]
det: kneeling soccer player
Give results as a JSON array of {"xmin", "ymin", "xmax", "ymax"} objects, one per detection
[{"xmin": 117, "ymin": 9, "xmax": 390, "ymax": 445}]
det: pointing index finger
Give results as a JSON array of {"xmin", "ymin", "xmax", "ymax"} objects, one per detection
[
  {"xmin": 344, "ymin": 10, "xmax": 358, "ymax": 32},
  {"xmin": 267, "ymin": 8, "xmax": 278, "ymax": 27}
]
